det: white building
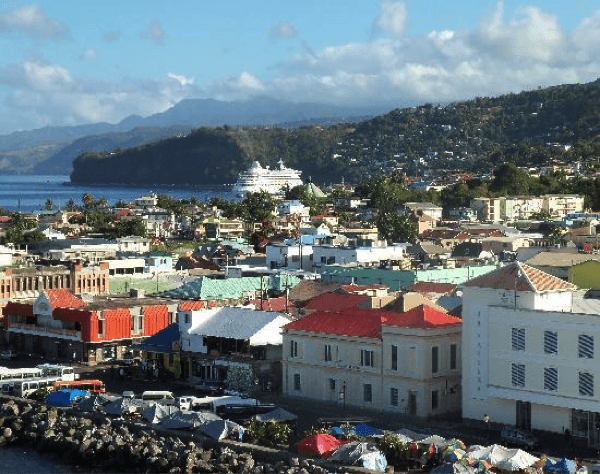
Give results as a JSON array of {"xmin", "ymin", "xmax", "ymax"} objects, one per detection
[
  {"xmin": 277, "ymin": 200, "xmax": 310, "ymax": 218},
  {"xmin": 282, "ymin": 304, "xmax": 462, "ymax": 417},
  {"xmin": 461, "ymin": 262, "xmax": 600, "ymax": 444},
  {"xmin": 266, "ymin": 243, "xmax": 314, "ymax": 272},
  {"xmin": 312, "ymin": 242, "xmax": 406, "ymax": 270}
]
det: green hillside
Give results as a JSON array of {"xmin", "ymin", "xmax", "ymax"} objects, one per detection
[{"xmin": 71, "ymin": 78, "xmax": 600, "ymax": 185}]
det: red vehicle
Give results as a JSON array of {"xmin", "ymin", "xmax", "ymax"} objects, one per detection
[{"xmin": 53, "ymin": 379, "xmax": 105, "ymax": 395}]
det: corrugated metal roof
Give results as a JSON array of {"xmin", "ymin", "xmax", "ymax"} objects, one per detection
[
  {"xmin": 526, "ymin": 252, "xmax": 600, "ymax": 268},
  {"xmin": 305, "ymin": 292, "xmax": 368, "ymax": 312},
  {"xmin": 187, "ymin": 307, "xmax": 290, "ymax": 344},
  {"xmin": 164, "ymin": 275, "xmax": 300, "ymax": 300},
  {"xmin": 285, "ymin": 304, "xmax": 460, "ymax": 338},
  {"xmin": 463, "ymin": 262, "xmax": 577, "ymax": 292},
  {"xmin": 133, "ymin": 323, "xmax": 179, "ymax": 353}
]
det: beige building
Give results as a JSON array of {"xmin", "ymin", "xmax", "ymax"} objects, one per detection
[
  {"xmin": 282, "ymin": 303, "xmax": 462, "ymax": 417},
  {"xmin": 543, "ymin": 195, "xmax": 585, "ymax": 218},
  {"xmin": 461, "ymin": 262, "xmax": 600, "ymax": 445}
]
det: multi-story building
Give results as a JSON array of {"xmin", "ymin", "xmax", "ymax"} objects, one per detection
[
  {"xmin": 471, "ymin": 197, "xmax": 506, "ymax": 222},
  {"xmin": 504, "ymin": 197, "xmax": 544, "ymax": 221},
  {"xmin": 312, "ymin": 241, "xmax": 407, "ymax": 270},
  {"xmin": 461, "ymin": 262, "xmax": 600, "ymax": 446},
  {"xmin": 4, "ymin": 290, "xmax": 178, "ymax": 364},
  {"xmin": 542, "ymin": 195, "xmax": 585, "ymax": 219},
  {"xmin": 282, "ymin": 304, "xmax": 462, "ymax": 417}
]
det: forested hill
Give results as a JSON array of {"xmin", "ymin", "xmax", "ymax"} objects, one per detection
[
  {"xmin": 70, "ymin": 125, "xmax": 353, "ymax": 186},
  {"xmin": 71, "ymin": 78, "xmax": 600, "ymax": 186}
]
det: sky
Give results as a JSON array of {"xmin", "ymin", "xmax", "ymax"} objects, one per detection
[{"xmin": 0, "ymin": 0, "xmax": 599, "ymax": 135}]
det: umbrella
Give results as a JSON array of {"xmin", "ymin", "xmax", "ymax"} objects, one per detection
[
  {"xmin": 199, "ymin": 419, "xmax": 241, "ymax": 440},
  {"xmin": 420, "ymin": 435, "xmax": 448, "ymax": 448},
  {"xmin": 431, "ymin": 462, "xmax": 474, "ymax": 474},
  {"xmin": 474, "ymin": 460, "xmax": 492, "ymax": 471},
  {"xmin": 350, "ymin": 423, "xmax": 384, "ymax": 438},
  {"xmin": 467, "ymin": 444, "xmax": 512, "ymax": 466},
  {"xmin": 444, "ymin": 448, "xmax": 466, "ymax": 462},
  {"xmin": 297, "ymin": 434, "xmax": 348, "ymax": 459},
  {"xmin": 254, "ymin": 407, "xmax": 297, "ymax": 423}
]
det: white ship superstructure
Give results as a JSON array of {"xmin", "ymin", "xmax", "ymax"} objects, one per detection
[{"xmin": 232, "ymin": 159, "xmax": 303, "ymax": 198}]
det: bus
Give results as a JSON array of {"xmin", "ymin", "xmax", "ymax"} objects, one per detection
[
  {"xmin": 11, "ymin": 376, "xmax": 62, "ymax": 398},
  {"xmin": 53, "ymin": 379, "xmax": 105, "ymax": 395},
  {"xmin": 0, "ymin": 367, "xmax": 43, "ymax": 382},
  {"xmin": 36, "ymin": 364, "xmax": 76, "ymax": 381}
]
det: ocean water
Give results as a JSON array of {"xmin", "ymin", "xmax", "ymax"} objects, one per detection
[
  {"xmin": 0, "ymin": 446, "xmax": 78, "ymax": 473},
  {"xmin": 0, "ymin": 175, "xmax": 232, "ymax": 212}
]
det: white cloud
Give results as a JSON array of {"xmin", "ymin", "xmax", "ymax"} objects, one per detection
[
  {"xmin": 0, "ymin": 60, "xmax": 199, "ymax": 132},
  {"xmin": 374, "ymin": 0, "xmax": 408, "ymax": 36},
  {"xmin": 79, "ymin": 48, "xmax": 98, "ymax": 61},
  {"xmin": 0, "ymin": 5, "xmax": 70, "ymax": 39},
  {"xmin": 140, "ymin": 19, "xmax": 165, "ymax": 46},
  {"xmin": 475, "ymin": 2, "xmax": 565, "ymax": 62},
  {"xmin": 270, "ymin": 22, "xmax": 298, "ymax": 40}
]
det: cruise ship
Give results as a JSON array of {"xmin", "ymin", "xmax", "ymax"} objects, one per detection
[{"xmin": 232, "ymin": 160, "xmax": 303, "ymax": 198}]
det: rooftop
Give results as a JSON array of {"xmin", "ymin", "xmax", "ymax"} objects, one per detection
[{"xmin": 462, "ymin": 262, "xmax": 577, "ymax": 293}]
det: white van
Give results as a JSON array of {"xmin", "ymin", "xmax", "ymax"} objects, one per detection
[{"xmin": 141, "ymin": 390, "xmax": 175, "ymax": 406}]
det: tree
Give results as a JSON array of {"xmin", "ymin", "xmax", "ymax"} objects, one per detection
[
  {"xmin": 44, "ymin": 198, "xmax": 53, "ymax": 211},
  {"xmin": 65, "ymin": 198, "xmax": 78, "ymax": 212},
  {"xmin": 375, "ymin": 213, "xmax": 418, "ymax": 244}
]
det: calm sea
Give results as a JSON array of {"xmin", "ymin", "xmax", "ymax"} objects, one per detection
[
  {"xmin": 0, "ymin": 175, "xmax": 232, "ymax": 212},
  {"xmin": 0, "ymin": 446, "xmax": 79, "ymax": 473}
]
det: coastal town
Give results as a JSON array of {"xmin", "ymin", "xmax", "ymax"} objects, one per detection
[{"xmin": 0, "ymin": 158, "xmax": 598, "ymax": 472}]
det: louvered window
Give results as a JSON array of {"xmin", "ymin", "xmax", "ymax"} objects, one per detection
[
  {"xmin": 544, "ymin": 367, "xmax": 558, "ymax": 391},
  {"xmin": 363, "ymin": 383, "xmax": 372, "ymax": 403},
  {"xmin": 391, "ymin": 345, "xmax": 398, "ymax": 371},
  {"xmin": 293, "ymin": 373, "xmax": 301, "ymax": 391},
  {"xmin": 511, "ymin": 363, "xmax": 525, "ymax": 387},
  {"xmin": 544, "ymin": 331, "xmax": 558, "ymax": 354},
  {"xmin": 578, "ymin": 335, "xmax": 594, "ymax": 359},
  {"xmin": 324, "ymin": 344, "xmax": 332, "ymax": 362},
  {"xmin": 290, "ymin": 340, "xmax": 298, "ymax": 358},
  {"xmin": 390, "ymin": 388, "xmax": 399, "ymax": 406},
  {"xmin": 512, "ymin": 328, "xmax": 525, "ymax": 351},
  {"xmin": 579, "ymin": 372, "xmax": 594, "ymax": 397}
]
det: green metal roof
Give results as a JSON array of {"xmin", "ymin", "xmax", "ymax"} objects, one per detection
[{"xmin": 164, "ymin": 274, "xmax": 300, "ymax": 300}]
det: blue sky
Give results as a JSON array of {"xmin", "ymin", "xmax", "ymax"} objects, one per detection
[{"xmin": 0, "ymin": 0, "xmax": 599, "ymax": 134}]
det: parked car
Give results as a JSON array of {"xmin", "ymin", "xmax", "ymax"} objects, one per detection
[
  {"xmin": 0, "ymin": 350, "xmax": 17, "ymax": 360},
  {"xmin": 500, "ymin": 426, "xmax": 539, "ymax": 449}
]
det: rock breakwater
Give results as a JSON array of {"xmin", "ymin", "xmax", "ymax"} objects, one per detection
[{"xmin": 0, "ymin": 397, "xmax": 350, "ymax": 474}]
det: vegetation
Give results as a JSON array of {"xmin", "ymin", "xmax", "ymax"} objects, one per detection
[{"xmin": 71, "ymin": 78, "xmax": 600, "ymax": 187}]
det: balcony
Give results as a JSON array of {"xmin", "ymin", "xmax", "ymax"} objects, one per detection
[{"xmin": 8, "ymin": 322, "xmax": 82, "ymax": 341}]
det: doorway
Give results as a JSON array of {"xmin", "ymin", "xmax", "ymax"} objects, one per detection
[
  {"xmin": 408, "ymin": 391, "xmax": 417, "ymax": 415},
  {"xmin": 516, "ymin": 401, "xmax": 531, "ymax": 431}
]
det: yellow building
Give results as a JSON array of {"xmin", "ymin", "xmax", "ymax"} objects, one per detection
[{"xmin": 569, "ymin": 259, "xmax": 600, "ymax": 290}]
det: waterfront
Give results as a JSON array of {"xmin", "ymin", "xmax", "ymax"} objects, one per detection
[
  {"xmin": 0, "ymin": 446, "xmax": 77, "ymax": 473},
  {"xmin": 0, "ymin": 175, "xmax": 232, "ymax": 212}
]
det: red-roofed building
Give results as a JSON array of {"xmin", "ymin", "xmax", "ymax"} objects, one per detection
[
  {"xmin": 282, "ymin": 304, "xmax": 461, "ymax": 417},
  {"xmin": 3, "ymin": 291, "xmax": 186, "ymax": 365},
  {"xmin": 247, "ymin": 296, "xmax": 296, "ymax": 314}
]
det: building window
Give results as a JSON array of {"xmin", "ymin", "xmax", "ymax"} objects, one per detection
[
  {"xmin": 511, "ymin": 363, "xmax": 525, "ymax": 387},
  {"xmin": 324, "ymin": 344, "xmax": 333, "ymax": 362},
  {"xmin": 432, "ymin": 390, "xmax": 439, "ymax": 410},
  {"xmin": 544, "ymin": 331, "xmax": 558, "ymax": 355},
  {"xmin": 512, "ymin": 328, "xmax": 525, "ymax": 351},
  {"xmin": 329, "ymin": 379, "xmax": 336, "ymax": 391},
  {"xmin": 544, "ymin": 367, "xmax": 558, "ymax": 391},
  {"xmin": 578, "ymin": 335, "xmax": 594, "ymax": 359},
  {"xmin": 579, "ymin": 372, "xmax": 594, "ymax": 397},
  {"xmin": 391, "ymin": 345, "xmax": 398, "ymax": 371},
  {"xmin": 363, "ymin": 383, "xmax": 372, "ymax": 403},
  {"xmin": 293, "ymin": 374, "xmax": 301, "ymax": 391},
  {"xmin": 432, "ymin": 346, "xmax": 439, "ymax": 374},
  {"xmin": 450, "ymin": 344, "xmax": 457, "ymax": 370},
  {"xmin": 390, "ymin": 388, "xmax": 399, "ymax": 406},
  {"xmin": 320, "ymin": 256, "xmax": 327, "ymax": 263},
  {"xmin": 184, "ymin": 313, "xmax": 190, "ymax": 324},
  {"xmin": 290, "ymin": 340, "xmax": 298, "ymax": 358},
  {"xmin": 361, "ymin": 349, "xmax": 374, "ymax": 367}
]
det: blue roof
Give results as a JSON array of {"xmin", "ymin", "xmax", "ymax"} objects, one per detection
[{"xmin": 132, "ymin": 323, "xmax": 179, "ymax": 353}]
